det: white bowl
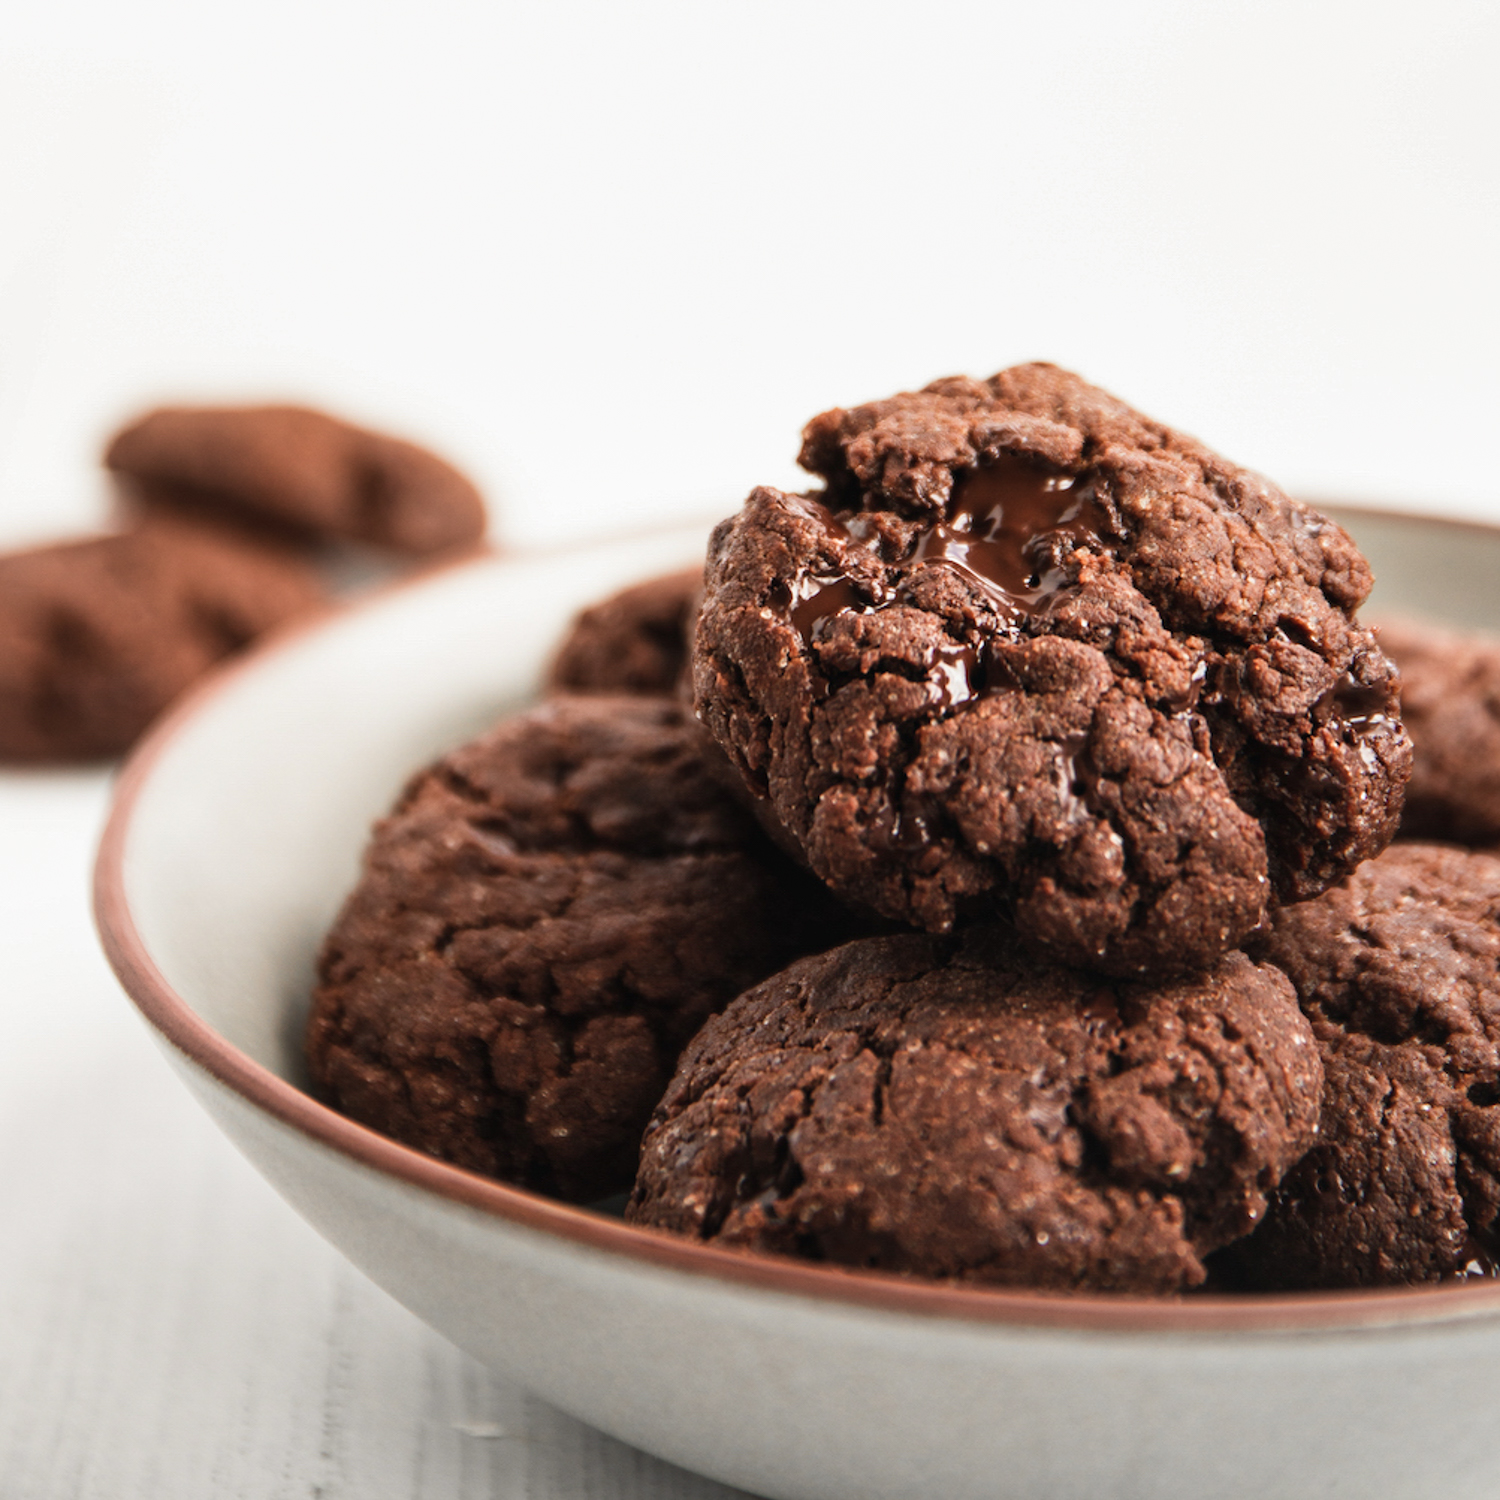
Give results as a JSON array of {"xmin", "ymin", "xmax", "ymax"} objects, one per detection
[{"xmin": 97, "ymin": 511, "xmax": 1500, "ymax": 1500}]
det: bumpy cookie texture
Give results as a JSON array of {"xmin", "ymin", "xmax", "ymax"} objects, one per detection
[
  {"xmin": 306, "ymin": 694, "xmax": 861, "ymax": 1203},
  {"xmin": 107, "ymin": 404, "xmax": 487, "ymax": 556},
  {"xmin": 0, "ymin": 513, "xmax": 325, "ymax": 762},
  {"xmin": 548, "ymin": 569, "xmax": 701, "ymax": 696},
  {"xmin": 694, "ymin": 364, "xmax": 1409, "ymax": 975},
  {"xmin": 1225, "ymin": 843, "xmax": 1500, "ymax": 1288},
  {"xmin": 627, "ymin": 931, "xmax": 1322, "ymax": 1293},
  {"xmin": 1374, "ymin": 616, "xmax": 1500, "ymax": 845}
]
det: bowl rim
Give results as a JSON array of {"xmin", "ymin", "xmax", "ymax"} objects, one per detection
[{"xmin": 93, "ymin": 505, "xmax": 1500, "ymax": 1338}]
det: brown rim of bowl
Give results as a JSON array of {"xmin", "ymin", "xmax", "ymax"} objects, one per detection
[{"xmin": 94, "ymin": 505, "xmax": 1500, "ymax": 1339}]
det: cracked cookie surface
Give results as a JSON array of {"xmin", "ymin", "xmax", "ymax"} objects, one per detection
[
  {"xmin": 1223, "ymin": 842, "xmax": 1500, "ymax": 1288},
  {"xmin": 626, "ymin": 930, "xmax": 1321, "ymax": 1293},
  {"xmin": 306, "ymin": 693, "xmax": 858, "ymax": 1202},
  {"xmin": 693, "ymin": 364, "xmax": 1409, "ymax": 974}
]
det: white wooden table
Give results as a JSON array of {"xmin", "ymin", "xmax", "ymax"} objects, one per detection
[{"xmin": 0, "ymin": 770, "xmax": 747, "ymax": 1499}]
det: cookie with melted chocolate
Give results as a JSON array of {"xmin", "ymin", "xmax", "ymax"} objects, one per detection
[
  {"xmin": 627, "ymin": 930, "xmax": 1322, "ymax": 1294},
  {"xmin": 693, "ymin": 363, "xmax": 1410, "ymax": 975},
  {"xmin": 1221, "ymin": 843, "xmax": 1500, "ymax": 1288},
  {"xmin": 306, "ymin": 694, "xmax": 862, "ymax": 1203}
]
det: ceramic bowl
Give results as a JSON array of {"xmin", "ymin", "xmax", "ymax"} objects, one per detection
[{"xmin": 96, "ymin": 511, "xmax": 1500, "ymax": 1500}]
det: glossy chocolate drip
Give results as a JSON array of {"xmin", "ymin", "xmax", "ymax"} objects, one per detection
[
  {"xmin": 1329, "ymin": 674, "xmax": 1390, "ymax": 723},
  {"xmin": 909, "ymin": 453, "xmax": 1112, "ymax": 619},
  {"xmin": 1318, "ymin": 671, "xmax": 1393, "ymax": 737},
  {"xmin": 925, "ymin": 641, "xmax": 980, "ymax": 710},
  {"xmin": 781, "ymin": 495, "xmax": 887, "ymax": 645},
  {"xmin": 779, "ymin": 459, "xmax": 1111, "ymax": 703},
  {"xmin": 790, "ymin": 574, "xmax": 879, "ymax": 642},
  {"xmin": 870, "ymin": 801, "xmax": 933, "ymax": 853},
  {"xmin": 1051, "ymin": 731, "xmax": 1092, "ymax": 825}
]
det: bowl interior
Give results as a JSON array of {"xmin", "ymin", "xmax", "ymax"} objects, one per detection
[
  {"xmin": 112, "ymin": 504, "xmax": 1500, "ymax": 1289},
  {"xmin": 1345, "ymin": 506, "xmax": 1500, "ymax": 630}
]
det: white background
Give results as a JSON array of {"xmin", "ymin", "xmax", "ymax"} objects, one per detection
[
  {"xmin": 2, "ymin": 2, "xmax": 1498, "ymax": 1495},
  {"xmin": 3, "ymin": 0, "xmax": 1498, "ymax": 556}
]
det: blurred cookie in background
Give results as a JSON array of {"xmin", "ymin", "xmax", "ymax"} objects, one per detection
[
  {"xmin": 0, "ymin": 511, "xmax": 326, "ymax": 762},
  {"xmin": 0, "ymin": 401, "xmax": 492, "ymax": 764},
  {"xmin": 106, "ymin": 403, "xmax": 488, "ymax": 558},
  {"xmin": 547, "ymin": 568, "xmax": 701, "ymax": 697},
  {"xmin": 1375, "ymin": 616, "xmax": 1500, "ymax": 846}
]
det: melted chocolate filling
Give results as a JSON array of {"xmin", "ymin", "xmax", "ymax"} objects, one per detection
[
  {"xmin": 790, "ymin": 574, "xmax": 872, "ymax": 643},
  {"xmin": 1307, "ymin": 669, "xmax": 1396, "ymax": 747},
  {"xmin": 1324, "ymin": 673, "xmax": 1391, "ymax": 727},
  {"xmin": 927, "ymin": 641, "xmax": 981, "ymax": 710},
  {"xmin": 781, "ymin": 495, "xmax": 882, "ymax": 641},
  {"xmin": 782, "ymin": 455, "xmax": 1116, "ymax": 708},
  {"xmin": 911, "ymin": 454, "xmax": 1113, "ymax": 620}
]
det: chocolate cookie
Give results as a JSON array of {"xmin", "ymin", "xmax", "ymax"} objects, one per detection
[
  {"xmin": 306, "ymin": 694, "xmax": 861, "ymax": 1203},
  {"xmin": 106, "ymin": 404, "xmax": 487, "ymax": 556},
  {"xmin": 627, "ymin": 931, "xmax": 1322, "ymax": 1294},
  {"xmin": 1374, "ymin": 616, "xmax": 1500, "ymax": 845},
  {"xmin": 548, "ymin": 569, "xmax": 700, "ymax": 696},
  {"xmin": 1225, "ymin": 843, "xmax": 1500, "ymax": 1288},
  {"xmin": 0, "ymin": 512, "xmax": 325, "ymax": 762},
  {"xmin": 693, "ymin": 365, "xmax": 1410, "ymax": 975}
]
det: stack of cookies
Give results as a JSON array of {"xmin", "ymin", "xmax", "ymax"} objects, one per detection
[
  {"xmin": 307, "ymin": 365, "xmax": 1500, "ymax": 1294},
  {"xmin": 0, "ymin": 405, "xmax": 485, "ymax": 762}
]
